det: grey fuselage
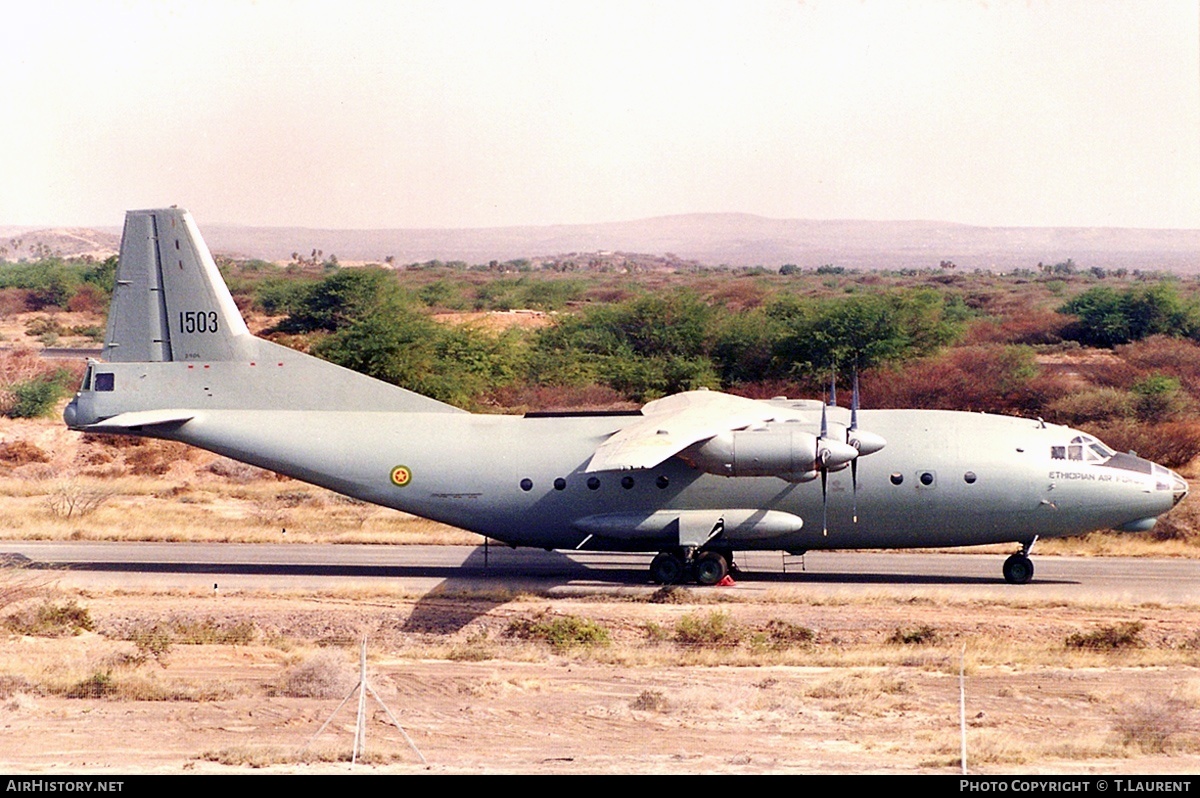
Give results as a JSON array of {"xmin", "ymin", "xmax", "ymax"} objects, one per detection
[{"xmin": 64, "ymin": 356, "xmax": 1183, "ymax": 553}]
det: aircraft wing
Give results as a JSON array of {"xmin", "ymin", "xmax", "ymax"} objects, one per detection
[{"xmin": 585, "ymin": 390, "xmax": 803, "ymax": 472}]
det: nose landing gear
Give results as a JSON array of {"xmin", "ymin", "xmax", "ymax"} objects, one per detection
[{"xmin": 1002, "ymin": 537, "xmax": 1038, "ymax": 585}]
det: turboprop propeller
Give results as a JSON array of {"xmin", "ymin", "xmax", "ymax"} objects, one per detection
[{"xmin": 818, "ymin": 370, "xmax": 886, "ymax": 532}]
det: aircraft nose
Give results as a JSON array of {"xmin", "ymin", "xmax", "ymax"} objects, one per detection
[
  {"xmin": 63, "ymin": 397, "xmax": 78, "ymax": 429},
  {"xmin": 1169, "ymin": 469, "xmax": 1189, "ymax": 507}
]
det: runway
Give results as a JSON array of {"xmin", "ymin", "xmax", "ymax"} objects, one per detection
[{"xmin": 2, "ymin": 540, "xmax": 1197, "ymax": 604}]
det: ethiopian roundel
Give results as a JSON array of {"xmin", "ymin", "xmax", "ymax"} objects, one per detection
[{"xmin": 390, "ymin": 465, "xmax": 412, "ymax": 487}]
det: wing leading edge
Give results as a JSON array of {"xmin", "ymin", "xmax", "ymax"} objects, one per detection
[{"xmin": 585, "ymin": 390, "xmax": 807, "ymax": 472}]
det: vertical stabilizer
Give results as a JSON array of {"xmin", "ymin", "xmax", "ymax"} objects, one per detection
[
  {"xmin": 77, "ymin": 207, "xmax": 464, "ymax": 417},
  {"xmin": 104, "ymin": 208, "xmax": 254, "ymax": 362}
]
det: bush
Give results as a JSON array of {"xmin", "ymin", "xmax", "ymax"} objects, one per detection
[
  {"xmin": 5, "ymin": 599, "xmax": 94, "ymax": 636},
  {"xmin": 751, "ymin": 619, "xmax": 816, "ymax": 651},
  {"xmin": 130, "ymin": 624, "xmax": 173, "ymax": 663},
  {"xmin": 865, "ymin": 345, "xmax": 1071, "ymax": 416},
  {"xmin": 1113, "ymin": 694, "xmax": 1195, "ymax": 753},
  {"xmin": 506, "ymin": 612, "xmax": 610, "ymax": 651},
  {"xmin": 6, "ymin": 373, "xmax": 71, "ymax": 418},
  {"xmin": 66, "ymin": 670, "xmax": 116, "ymax": 699},
  {"xmin": 768, "ymin": 289, "xmax": 963, "ymax": 377},
  {"xmin": 630, "ymin": 690, "xmax": 668, "ymax": 711},
  {"xmin": 277, "ymin": 651, "xmax": 353, "ymax": 698},
  {"xmin": 674, "ymin": 610, "xmax": 742, "ymax": 648},
  {"xmin": 1059, "ymin": 283, "xmax": 1199, "ymax": 347},
  {"xmin": 1130, "ymin": 373, "xmax": 1188, "ymax": 422},
  {"xmin": 1117, "ymin": 336, "xmax": 1200, "ymax": 396},
  {"xmin": 1047, "ymin": 387, "xmax": 1135, "ymax": 425},
  {"xmin": 1084, "ymin": 420, "xmax": 1200, "ymax": 468},
  {"xmin": 44, "ymin": 480, "xmax": 114, "ymax": 518},
  {"xmin": 888, "ymin": 625, "xmax": 939, "ymax": 645},
  {"xmin": 1065, "ymin": 621, "xmax": 1144, "ymax": 650}
]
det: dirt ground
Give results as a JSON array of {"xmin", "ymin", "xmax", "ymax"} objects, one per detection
[{"xmin": 1, "ymin": 587, "xmax": 1199, "ymax": 775}]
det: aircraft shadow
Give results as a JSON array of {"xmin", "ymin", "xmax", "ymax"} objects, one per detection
[{"xmin": 401, "ymin": 545, "xmax": 598, "ymax": 633}]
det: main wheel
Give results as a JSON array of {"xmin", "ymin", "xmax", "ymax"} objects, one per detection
[
  {"xmin": 1002, "ymin": 554, "xmax": 1034, "ymax": 585},
  {"xmin": 650, "ymin": 551, "xmax": 686, "ymax": 585},
  {"xmin": 693, "ymin": 550, "xmax": 729, "ymax": 586}
]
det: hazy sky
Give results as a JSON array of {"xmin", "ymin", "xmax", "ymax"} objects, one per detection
[{"xmin": 3, "ymin": 0, "xmax": 1198, "ymax": 230}]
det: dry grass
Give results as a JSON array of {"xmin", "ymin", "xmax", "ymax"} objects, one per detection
[
  {"xmin": 0, "ymin": 475, "xmax": 475, "ymax": 544},
  {"xmin": 0, "ymin": 585, "xmax": 1195, "ymax": 771}
]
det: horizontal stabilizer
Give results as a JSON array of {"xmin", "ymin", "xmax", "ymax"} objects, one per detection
[{"xmin": 72, "ymin": 409, "xmax": 195, "ymax": 432}]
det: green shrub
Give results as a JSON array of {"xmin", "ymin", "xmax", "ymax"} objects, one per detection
[
  {"xmin": 7, "ymin": 374, "xmax": 70, "ymax": 418},
  {"xmin": 1047, "ymin": 387, "xmax": 1135, "ymax": 425},
  {"xmin": 674, "ymin": 610, "xmax": 742, "ymax": 648},
  {"xmin": 1131, "ymin": 373, "xmax": 1187, "ymax": 422},
  {"xmin": 1059, "ymin": 283, "xmax": 1199, "ymax": 347},
  {"xmin": 506, "ymin": 612, "xmax": 610, "ymax": 651},
  {"xmin": 5, "ymin": 599, "xmax": 93, "ymax": 637}
]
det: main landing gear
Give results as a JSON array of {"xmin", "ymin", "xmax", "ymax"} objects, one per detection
[
  {"xmin": 649, "ymin": 547, "xmax": 735, "ymax": 586},
  {"xmin": 1002, "ymin": 537, "xmax": 1038, "ymax": 585}
]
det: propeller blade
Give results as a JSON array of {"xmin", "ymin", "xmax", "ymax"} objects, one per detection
[
  {"xmin": 850, "ymin": 370, "xmax": 860, "ymax": 431},
  {"xmin": 829, "ymin": 369, "xmax": 837, "ymax": 407},
  {"xmin": 851, "ymin": 458, "xmax": 858, "ymax": 524},
  {"xmin": 821, "ymin": 466, "xmax": 828, "ymax": 536},
  {"xmin": 850, "ymin": 369, "xmax": 860, "ymax": 523}
]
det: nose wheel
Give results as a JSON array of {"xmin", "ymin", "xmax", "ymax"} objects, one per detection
[
  {"xmin": 1002, "ymin": 554, "xmax": 1034, "ymax": 584},
  {"xmin": 1002, "ymin": 538, "xmax": 1037, "ymax": 584}
]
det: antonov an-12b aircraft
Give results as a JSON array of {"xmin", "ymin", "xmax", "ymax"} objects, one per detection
[{"xmin": 63, "ymin": 209, "xmax": 1189, "ymax": 585}]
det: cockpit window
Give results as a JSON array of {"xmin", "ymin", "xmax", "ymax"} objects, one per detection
[
  {"xmin": 95, "ymin": 372, "xmax": 115, "ymax": 392},
  {"xmin": 1051, "ymin": 435, "xmax": 1113, "ymax": 463}
]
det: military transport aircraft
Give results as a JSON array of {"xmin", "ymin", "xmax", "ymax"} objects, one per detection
[{"xmin": 63, "ymin": 208, "xmax": 1189, "ymax": 585}]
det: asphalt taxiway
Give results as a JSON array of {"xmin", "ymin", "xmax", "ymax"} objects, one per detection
[{"xmin": 1, "ymin": 541, "xmax": 1196, "ymax": 603}]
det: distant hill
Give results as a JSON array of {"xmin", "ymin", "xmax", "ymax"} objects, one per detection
[
  {"xmin": 5, "ymin": 214, "xmax": 1199, "ymax": 272},
  {"xmin": 0, "ymin": 227, "xmax": 120, "ymax": 261}
]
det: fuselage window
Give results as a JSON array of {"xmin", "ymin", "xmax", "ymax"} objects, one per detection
[
  {"xmin": 656, "ymin": 475, "xmax": 670, "ymax": 489},
  {"xmin": 553, "ymin": 477, "xmax": 566, "ymax": 491},
  {"xmin": 1051, "ymin": 446, "xmax": 1066, "ymax": 460},
  {"xmin": 95, "ymin": 372, "xmax": 115, "ymax": 392},
  {"xmin": 586, "ymin": 476, "xmax": 601, "ymax": 491},
  {"xmin": 964, "ymin": 471, "xmax": 977, "ymax": 484},
  {"xmin": 890, "ymin": 472, "xmax": 903, "ymax": 485},
  {"xmin": 519, "ymin": 478, "xmax": 533, "ymax": 492},
  {"xmin": 621, "ymin": 476, "xmax": 635, "ymax": 490}
]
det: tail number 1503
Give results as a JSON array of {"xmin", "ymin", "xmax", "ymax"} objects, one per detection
[{"xmin": 180, "ymin": 311, "xmax": 219, "ymax": 334}]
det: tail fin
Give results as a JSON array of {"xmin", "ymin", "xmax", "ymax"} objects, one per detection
[
  {"xmin": 67, "ymin": 207, "xmax": 463, "ymax": 426},
  {"xmin": 104, "ymin": 208, "xmax": 254, "ymax": 363}
]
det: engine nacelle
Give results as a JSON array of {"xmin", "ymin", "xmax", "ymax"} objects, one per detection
[{"xmin": 682, "ymin": 427, "xmax": 857, "ymax": 482}]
